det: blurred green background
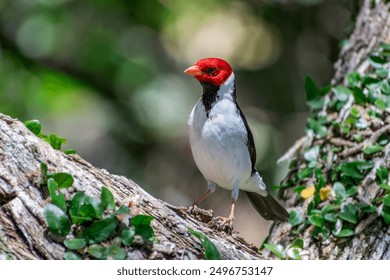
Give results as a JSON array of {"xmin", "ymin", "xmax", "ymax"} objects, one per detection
[{"xmin": 0, "ymin": 0, "xmax": 355, "ymax": 245}]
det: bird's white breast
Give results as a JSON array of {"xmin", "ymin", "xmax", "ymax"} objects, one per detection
[{"xmin": 188, "ymin": 97, "xmax": 252, "ymax": 190}]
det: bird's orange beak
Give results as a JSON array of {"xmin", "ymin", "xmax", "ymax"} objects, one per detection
[{"xmin": 184, "ymin": 65, "xmax": 202, "ymax": 76}]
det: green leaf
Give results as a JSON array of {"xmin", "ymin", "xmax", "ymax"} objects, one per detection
[
  {"xmin": 44, "ymin": 204, "xmax": 71, "ymax": 236},
  {"xmin": 383, "ymin": 194, "xmax": 390, "ymax": 207},
  {"xmin": 324, "ymin": 213, "xmax": 338, "ymax": 222},
  {"xmin": 304, "ymin": 76, "xmax": 319, "ymax": 101},
  {"xmin": 339, "ymin": 161, "xmax": 373, "ymax": 181},
  {"xmin": 307, "ymin": 117, "xmax": 327, "ymax": 138},
  {"xmin": 40, "ymin": 162, "xmax": 48, "ymax": 177},
  {"xmin": 382, "ymin": 207, "xmax": 390, "ymax": 224},
  {"xmin": 346, "ymin": 185, "xmax": 358, "ymax": 197},
  {"xmin": 64, "ymin": 238, "xmax": 86, "ymax": 250},
  {"xmin": 308, "ymin": 214, "xmax": 323, "ymax": 228},
  {"xmin": 363, "ymin": 144, "xmax": 384, "ymax": 155},
  {"xmin": 376, "ymin": 68, "xmax": 388, "ymax": 78},
  {"xmin": 101, "ymin": 186, "xmax": 115, "ymax": 211},
  {"xmin": 47, "ymin": 178, "xmax": 67, "ymax": 213},
  {"xmin": 87, "ymin": 244, "xmax": 125, "ymax": 260},
  {"xmin": 51, "ymin": 172, "xmax": 74, "ymax": 189},
  {"xmin": 45, "ymin": 133, "xmax": 67, "ymax": 150},
  {"xmin": 87, "ymin": 245, "xmax": 107, "ymax": 260},
  {"xmin": 304, "ymin": 146, "xmax": 319, "ymax": 162},
  {"xmin": 296, "ymin": 168, "xmax": 312, "ymax": 180},
  {"xmin": 376, "ymin": 166, "xmax": 389, "ymax": 184},
  {"xmin": 131, "ymin": 215, "xmax": 155, "ymax": 240},
  {"xmin": 333, "ymin": 182, "xmax": 346, "ymax": 202},
  {"xmin": 379, "ymin": 184, "xmax": 390, "ymax": 191},
  {"xmin": 375, "ymin": 99, "xmax": 387, "ymax": 110},
  {"xmin": 82, "ymin": 217, "xmax": 119, "ymax": 243},
  {"xmin": 64, "ymin": 149, "xmax": 77, "ymax": 155},
  {"xmin": 114, "ymin": 206, "xmax": 131, "ymax": 215},
  {"xmin": 332, "ymin": 86, "xmax": 352, "ymax": 102},
  {"xmin": 347, "ymin": 72, "xmax": 361, "ymax": 87},
  {"xmin": 69, "ymin": 192, "xmax": 101, "ymax": 224},
  {"xmin": 381, "ymin": 80, "xmax": 390, "ymax": 95},
  {"xmin": 24, "ymin": 120, "xmax": 42, "ymax": 136},
  {"xmin": 352, "ymin": 87, "xmax": 366, "ymax": 105},
  {"xmin": 290, "ymin": 238, "xmax": 304, "ymax": 249},
  {"xmin": 350, "ymin": 106, "xmax": 360, "ymax": 118},
  {"xmin": 64, "ymin": 251, "xmax": 82, "ymax": 260},
  {"xmin": 121, "ymin": 228, "xmax": 135, "ymax": 246},
  {"xmin": 288, "ymin": 210, "xmax": 305, "ymax": 227},
  {"xmin": 188, "ymin": 227, "xmax": 221, "ymax": 260},
  {"xmin": 263, "ymin": 243, "xmax": 286, "ymax": 259},
  {"xmin": 369, "ymin": 55, "xmax": 387, "ymax": 66},
  {"xmin": 106, "ymin": 245, "xmax": 126, "ymax": 260},
  {"xmin": 338, "ymin": 204, "xmax": 358, "ymax": 224},
  {"xmin": 333, "ymin": 228, "xmax": 354, "ymax": 238}
]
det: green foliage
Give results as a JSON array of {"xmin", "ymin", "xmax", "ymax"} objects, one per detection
[
  {"xmin": 24, "ymin": 119, "xmax": 76, "ymax": 154},
  {"xmin": 187, "ymin": 227, "xmax": 221, "ymax": 260},
  {"xmin": 283, "ymin": 43, "xmax": 390, "ymax": 242},
  {"xmin": 42, "ymin": 165, "xmax": 157, "ymax": 259},
  {"xmin": 263, "ymin": 238, "xmax": 304, "ymax": 260}
]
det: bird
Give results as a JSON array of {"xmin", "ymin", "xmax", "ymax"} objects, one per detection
[{"xmin": 184, "ymin": 57, "xmax": 289, "ymax": 229}]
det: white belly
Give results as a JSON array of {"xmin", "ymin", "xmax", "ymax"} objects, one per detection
[{"xmin": 188, "ymin": 99, "xmax": 252, "ymax": 189}]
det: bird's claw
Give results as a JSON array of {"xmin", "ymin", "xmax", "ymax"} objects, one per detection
[{"xmin": 213, "ymin": 216, "xmax": 234, "ymax": 233}]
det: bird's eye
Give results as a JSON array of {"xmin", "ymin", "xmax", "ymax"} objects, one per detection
[{"xmin": 204, "ymin": 67, "xmax": 217, "ymax": 75}]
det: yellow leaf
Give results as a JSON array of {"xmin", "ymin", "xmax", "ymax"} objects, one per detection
[
  {"xmin": 300, "ymin": 185, "xmax": 315, "ymax": 199},
  {"xmin": 320, "ymin": 185, "xmax": 332, "ymax": 201}
]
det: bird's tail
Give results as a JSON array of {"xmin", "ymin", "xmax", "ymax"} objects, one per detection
[{"xmin": 245, "ymin": 191, "xmax": 289, "ymax": 222}]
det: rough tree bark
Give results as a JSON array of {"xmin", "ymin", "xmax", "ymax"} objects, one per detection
[
  {"xmin": 266, "ymin": 0, "xmax": 390, "ymax": 259},
  {"xmin": 0, "ymin": 113, "xmax": 262, "ymax": 260},
  {"xmin": 1, "ymin": 0, "xmax": 389, "ymax": 260}
]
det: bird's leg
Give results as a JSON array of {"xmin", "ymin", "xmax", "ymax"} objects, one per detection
[
  {"xmin": 215, "ymin": 181, "xmax": 239, "ymax": 231},
  {"xmin": 187, "ymin": 182, "xmax": 216, "ymax": 212}
]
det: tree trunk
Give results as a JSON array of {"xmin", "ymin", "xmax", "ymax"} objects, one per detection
[
  {"xmin": 0, "ymin": 113, "xmax": 260, "ymax": 260},
  {"xmin": 266, "ymin": 0, "xmax": 390, "ymax": 260}
]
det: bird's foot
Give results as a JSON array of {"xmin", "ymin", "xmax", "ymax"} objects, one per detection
[{"xmin": 213, "ymin": 216, "xmax": 234, "ymax": 234}]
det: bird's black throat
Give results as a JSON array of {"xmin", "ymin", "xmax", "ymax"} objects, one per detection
[{"xmin": 200, "ymin": 82, "xmax": 237, "ymax": 117}]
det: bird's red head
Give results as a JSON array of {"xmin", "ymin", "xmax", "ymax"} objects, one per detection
[{"xmin": 184, "ymin": 58, "xmax": 233, "ymax": 86}]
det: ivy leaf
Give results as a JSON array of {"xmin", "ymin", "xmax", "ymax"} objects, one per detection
[
  {"xmin": 64, "ymin": 251, "xmax": 82, "ymax": 260},
  {"xmin": 64, "ymin": 149, "xmax": 77, "ymax": 155},
  {"xmin": 50, "ymin": 172, "xmax": 74, "ymax": 189},
  {"xmin": 121, "ymin": 228, "xmax": 135, "ymax": 246},
  {"xmin": 308, "ymin": 214, "xmax": 323, "ymax": 228},
  {"xmin": 304, "ymin": 146, "xmax": 320, "ymax": 162},
  {"xmin": 44, "ymin": 133, "xmax": 67, "ymax": 150},
  {"xmin": 64, "ymin": 238, "xmax": 87, "ymax": 250},
  {"xmin": 381, "ymin": 207, "xmax": 390, "ymax": 224},
  {"xmin": 364, "ymin": 144, "xmax": 384, "ymax": 155},
  {"xmin": 333, "ymin": 182, "xmax": 346, "ymax": 202},
  {"xmin": 24, "ymin": 120, "xmax": 42, "ymax": 136},
  {"xmin": 82, "ymin": 217, "xmax": 119, "ymax": 244},
  {"xmin": 47, "ymin": 178, "xmax": 67, "ymax": 213},
  {"xmin": 338, "ymin": 204, "xmax": 358, "ymax": 224},
  {"xmin": 69, "ymin": 192, "xmax": 101, "ymax": 225},
  {"xmin": 188, "ymin": 227, "xmax": 221, "ymax": 260},
  {"xmin": 290, "ymin": 238, "xmax": 304, "ymax": 249},
  {"xmin": 381, "ymin": 80, "xmax": 390, "ymax": 95},
  {"xmin": 288, "ymin": 210, "xmax": 305, "ymax": 227},
  {"xmin": 44, "ymin": 204, "xmax": 71, "ymax": 236},
  {"xmin": 333, "ymin": 228, "xmax": 354, "ymax": 238},
  {"xmin": 383, "ymin": 194, "xmax": 390, "ymax": 207},
  {"xmin": 101, "ymin": 186, "xmax": 116, "ymax": 211},
  {"xmin": 307, "ymin": 117, "xmax": 327, "ymax": 138},
  {"xmin": 88, "ymin": 245, "xmax": 125, "ymax": 260},
  {"xmin": 352, "ymin": 87, "xmax": 366, "ymax": 105},
  {"xmin": 332, "ymin": 86, "xmax": 352, "ymax": 102},
  {"xmin": 304, "ymin": 76, "xmax": 320, "ymax": 101},
  {"xmin": 131, "ymin": 215, "xmax": 155, "ymax": 240},
  {"xmin": 376, "ymin": 166, "xmax": 388, "ymax": 184},
  {"xmin": 369, "ymin": 55, "xmax": 387, "ymax": 66},
  {"xmin": 263, "ymin": 243, "xmax": 286, "ymax": 259}
]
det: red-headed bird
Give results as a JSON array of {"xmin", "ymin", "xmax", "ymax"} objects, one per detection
[{"xmin": 185, "ymin": 58, "xmax": 289, "ymax": 229}]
